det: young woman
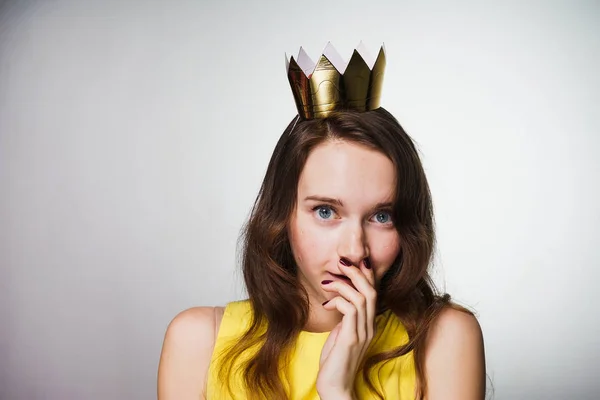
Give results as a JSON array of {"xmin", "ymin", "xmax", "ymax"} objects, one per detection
[{"xmin": 158, "ymin": 45, "xmax": 486, "ymax": 400}]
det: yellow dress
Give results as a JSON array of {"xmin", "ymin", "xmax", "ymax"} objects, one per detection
[{"xmin": 207, "ymin": 300, "xmax": 416, "ymax": 399}]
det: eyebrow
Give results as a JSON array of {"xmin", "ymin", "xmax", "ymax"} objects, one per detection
[
  {"xmin": 304, "ymin": 196, "xmax": 344, "ymax": 207},
  {"xmin": 304, "ymin": 195, "xmax": 394, "ymax": 210}
]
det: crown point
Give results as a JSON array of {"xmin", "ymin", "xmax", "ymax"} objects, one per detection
[
  {"xmin": 322, "ymin": 42, "xmax": 347, "ymax": 73},
  {"xmin": 297, "ymin": 47, "xmax": 315, "ymax": 76},
  {"xmin": 374, "ymin": 45, "xmax": 386, "ymax": 62},
  {"xmin": 355, "ymin": 42, "xmax": 375, "ymax": 68}
]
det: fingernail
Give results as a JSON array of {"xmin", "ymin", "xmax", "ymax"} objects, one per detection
[
  {"xmin": 322, "ymin": 300, "xmax": 329, "ymax": 306},
  {"xmin": 364, "ymin": 258, "xmax": 372, "ymax": 269},
  {"xmin": 340, "ymin": 257, "xmax": 352, "ymax": 266},
  {"xmin": 321, "ymin": 280, "xmax": 332, "ymax": 285}
]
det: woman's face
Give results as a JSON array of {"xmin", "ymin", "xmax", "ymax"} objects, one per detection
[{"xmin": 288, "ymin": 139, "xmax": 401, "ymax": 303}]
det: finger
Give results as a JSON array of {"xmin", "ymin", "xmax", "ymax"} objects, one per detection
[
  {"xmin": 359, "ymin": 258, "xmax": 377, "ymax": 340},
  {"xmin": 339, "ymin": 261, "xmax": 377, "ymax": 341},
  {"xmin": 323, "ymin": 296, "xmax": 359, "ymax": 346},
  {"xmin": 321, "ymin": 280, "xmax": 366, "ymax": 343},
  {"xmin": 361, "ymin": 257, "xmax": 376, "ymax": 287}
]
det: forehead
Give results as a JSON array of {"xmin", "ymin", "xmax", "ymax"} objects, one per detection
[{"xmin": 298, "ymin": 140, "xmax": 396, "ymax": 203}]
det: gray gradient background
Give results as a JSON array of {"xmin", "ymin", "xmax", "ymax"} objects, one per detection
[{"xmin": 0, "ymin": 1, "xmax": 599, "ymax": 399}]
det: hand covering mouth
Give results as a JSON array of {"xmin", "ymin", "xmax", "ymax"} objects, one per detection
[
  {"xmin": 328, "ymin": 273, "xmax": 356, "ymax": 289},
  {"xmin": 331, "ymin": 273, "xmax": 351, "ymax": 281}
]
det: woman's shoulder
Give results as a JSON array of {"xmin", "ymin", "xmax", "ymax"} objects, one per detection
[
  {"xmin": 168, "ymin": 306, "xmax": 226, "ymax": 336},
  {"xmin": 158, "ymin": 300, "xmax": 251, "ymax": 365},
  {"xmin": 423, "ymin": 306, "xmax": 486, "ymax": 398},
  {"xmin": 430, "ymin": 305, "xmax": 481, "ymax": 337},
  {"xmin": 157, "ymin": 306, "xmax": 226, "ymax": 399},
  {"xmin": 163, "ymin": 300, "xmax": 251, "ymax": 342}
]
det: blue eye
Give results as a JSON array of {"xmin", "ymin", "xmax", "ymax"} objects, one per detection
[
  {"xmin": 374, "ymin": 211, "xmax": 392, "ymax": 224},
  {"xmin": 314, "ymin": 205, "xmax": 335, "ymax": 220}
]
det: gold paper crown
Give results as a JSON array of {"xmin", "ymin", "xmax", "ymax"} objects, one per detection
[{"xmin": 286, "ymin": 42, "xmax": 386, "ymax": 120}]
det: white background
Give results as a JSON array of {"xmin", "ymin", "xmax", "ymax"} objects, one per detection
[{"xmin": 1, "ymin": 1, "xmax": 598, "ymax": 399}]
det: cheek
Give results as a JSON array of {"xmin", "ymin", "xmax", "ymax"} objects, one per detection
[
  {"xmin": 289, "ymin": 214, "xmax": 335, "ymax": 272},
  {"xmin": 370, "ymin": 233, "xmax": 401, "ymax": 279}
]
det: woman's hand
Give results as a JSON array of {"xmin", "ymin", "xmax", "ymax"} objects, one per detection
[{"xmin": 316, "ymin": 258, "xmax": 377, "ymax": 400}]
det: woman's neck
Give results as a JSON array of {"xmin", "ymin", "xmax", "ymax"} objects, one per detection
[{"xmin": 302, "ymin": 295, "xmax": 343, "ymax": 333}]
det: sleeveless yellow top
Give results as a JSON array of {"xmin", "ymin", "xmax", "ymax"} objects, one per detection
[{"xmin": 207, "ymin": 300, "xmax": 416, "ymax": 399}]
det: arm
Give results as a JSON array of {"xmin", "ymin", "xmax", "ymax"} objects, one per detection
[
  {"xmin": 157, "ymin": 307, "xmax": 222, "ymax": 400},
  {"xmin": 423, "ymin": 307, "xmax": 486, "ymax": 400}
]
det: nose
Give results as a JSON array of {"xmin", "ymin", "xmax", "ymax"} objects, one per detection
[{"xmin": 337, "ymin": 221, "xmax": 369, "ymax": 267}]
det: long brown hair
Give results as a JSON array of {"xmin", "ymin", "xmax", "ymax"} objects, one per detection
[{"xmin": 216, "ymin": 107, "xmax": 468, "ymax": 399}]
